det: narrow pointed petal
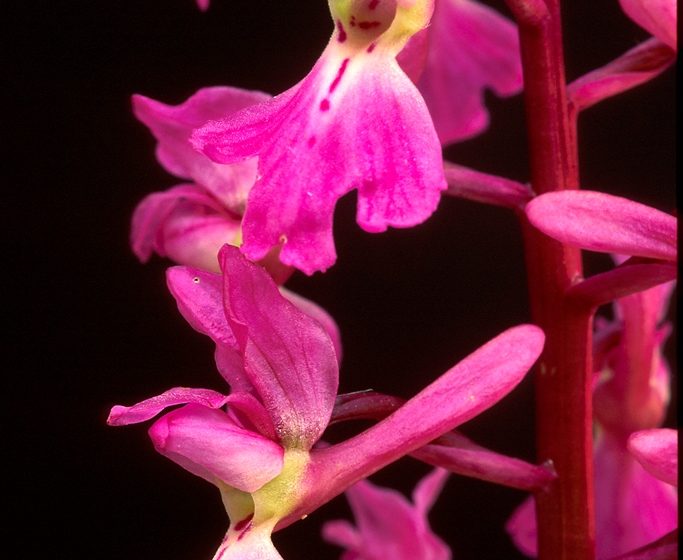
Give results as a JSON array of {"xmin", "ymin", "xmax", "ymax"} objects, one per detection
[
  {"xmin": 131, "ymin": 183, "xmax": 241, "ymax": 272},
  {"xmin": 133, "ymin": 87, "xmax": 268, "ymax": 211},
  {"xmin": 568, "ymin": 39, "xmax": 675, "ymax": 113},
  {"xmin": 108, "ymin": 387, "xmax": 228, "ymax": 426},
  {"xmin": 526, "ymin": 191, "xmax": 677, "ymax": 261},
  {"xmin": 619, "ymin": 0, "xmax": 677, "ymax": 50},
  {"xmin": 194, "ymin": 49, "xmax": 445, "ymax": 274},
  {"xmin": 403, "ymin": 0, "xmax": 522, "ymax": 144},
  {"xmin": 628, "ymin": 429, "xmax": 678, "ymax": 487},
  {"xmin": 412, "ymin": 467, "xmax": 450, "ymax": 516},
  {"xmin": 149, "ymin": 404, "xmax": 284, "ymax": 492},
  {"xmin": 304, "ymin": 325, "xmax": 544, "ymax": 517},
  {"xmin": 321, "ymin": 520, "xmax": 363, "ymax": 552},
  {"xmin": 444, "ymin": 161, "xmax": 532, "ymax": 209},
  {"xmin": 220, "ymin": 246, "xmax": 339, "ymax": 448}
]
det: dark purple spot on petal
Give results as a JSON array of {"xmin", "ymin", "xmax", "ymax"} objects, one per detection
[
  {"xmin": 336, "ymin": 20, "xmax": 347, "ymax": 42},
  {"xmin": 358, "ymin": 20, "xmax": 381, "ymax": 29},
  {"xmin": 307, "ymin": 136, "xmax": 317, "ymax": 147},
  {"xmin": 369, "ymin": 0, "xmax": 380, "ymax": 9},
  {"xmin": 319, "ymin": 99, "xmax": 330, "ymax": 111},
  {"xmin": 234, "ymin": 514, "xmax": 254, "ymax": 532},
  {"xmin": 367, "ymin": 42, "xmax": 376, "ymax": 53},
  {"xmin": 350, "ymin": 15, "xmax": 357, "ymax": 27},
  {"xmin": 328, "ymin": 58, "xmax": 350, "ymax": 94}
]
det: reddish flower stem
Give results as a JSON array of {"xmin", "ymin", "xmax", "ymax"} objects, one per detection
[{"xmin": 506, "ymin": 1, "xmax": 595, "ymax": 558}]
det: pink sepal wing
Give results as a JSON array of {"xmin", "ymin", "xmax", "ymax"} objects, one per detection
[
  {"xmin": 280, "ymin": 287, "xmax": 343, "ymax": 364},
  {"xmin": 505, "ymin": 496, "xmax": 536, "ymax": 557},
  {"xmin": 619, "ymin": 0, "xmax": 677, "ymax": 50},
  {"xmin": 444, "ymin": 161, "xmax": 532, "ymax": 209},
  {"xmin": 149, "ymin": 404, "xmax": 284, "ymax": 492},
  {"xmin": 131, "ymin": 183, "xmax": 241, "ymax": 272},
  {"xmin": 220, "ymin": 246, "xmax": 339, "ymax": 448},
  {"xmin": 568, "ymin": 38, "xmax": 676, "ymax": 113},
  {"xmin": 628, "ymin": 429, "xmax": 678, "ymax": 487},
  {"xmin": 133, "ymin": 87, "xmax": 268, "ymax": 211},
  {"xmin": 303, "ymin": 325, "xmax": 544, "ymax": 519},
  {"xmin": 194, "ymin": 51, "xmax": 446, "ymax": 274},
  {"xmin": 526, "ymin": 191, "xmax": 677, "ymax": 261},
  {"xmin": 403, "ymin": 0, "xmax": 522, "ymax": 145},
  {"xmin": 323, "ymin": 470, "xmax": 451, "ymax": 560},
  {"xmin": 108, "ymin": 387, "xmax": 228, "ymax": 426}
]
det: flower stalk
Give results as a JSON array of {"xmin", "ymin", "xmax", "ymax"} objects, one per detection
[{"xmin": 506, "ymin": 0, "xmax": 594, "ymax": 558}]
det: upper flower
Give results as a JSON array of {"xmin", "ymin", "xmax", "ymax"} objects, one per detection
[
  {"xmin": 110, "ymin": 246, "xmax": 545, "ymax": 559},
  {"xmin": 192, "ymin": 0, "xmax": 447, "ymax": 274},
  {"xmin": 323, "ymin": 468, "xmax": 451, "ymax": 560},
  {"xmin": 398, "ymin": 0, "xmax": 523, "ymax": 145}
]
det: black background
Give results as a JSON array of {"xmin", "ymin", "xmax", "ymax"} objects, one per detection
[{"xmin": 7, "ymin": 1, "xmax": 676, "ymax": 558}]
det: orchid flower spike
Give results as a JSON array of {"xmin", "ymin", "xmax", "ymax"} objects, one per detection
[
  {"xmin": 398, "ymin": 0, "xmax": 523, "ymax": 145},
  {"xmin": 507, "ymin": 278, "xmax": 678, "ymax": 559},
  {"xmin": 109, "ymin": 246, "xmax": 544, "ymax": 559},
  {"xmin": 193, "ymin": 0, "xmax": 447, "ymax": 274},
  {"xmin": 323, "ymin": 468, "xmax": 451, "ymax": 559}
]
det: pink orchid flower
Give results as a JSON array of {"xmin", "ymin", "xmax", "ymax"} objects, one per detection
[
  {"xmin": 131, "ymin": 87, "xmax": 293, "ymax": 282},
  {"xmin": 109, "ymin": 245, "xmax": 545, "ymax": 559},
  {"xmin": 323, "ymin": 468, "xmax": 451, "ymax": 560},
  {"xmin": 398, "ymin": 0, "xmax": 523, "ymax": 145},
  {"xmin": 507, "ymin": 278, "xmax": 677, "ymax": 559},
  {"xmin": 192, "ymin": 0, "xmax": 447, "ymax": 275}
]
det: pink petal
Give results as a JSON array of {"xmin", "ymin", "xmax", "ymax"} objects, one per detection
[
  {"xmin": 149, "ymin": 404, "xmax": 284, "ymax": 492},
  {"xmin": 401, "ymin": 0, "xmax": 523, "ymax": 145},
  {"xmin": 525, "ymin": 191, "xmax": 677, "ymax": 261},
  {"xmin": 306, "ymin": 325, "xmax": 544, "ymax": 515},
  {"xmin": 619, "ymin": 0, "xmax": 677, "ymax": 50},
  {"xmin": 412, "ymin": 467, "xmax": 450, "ymax": 516},
  {"xmin": 193, "ymin": 48, "xmax": 446, "ymax": 274},
  {"xmin": 196, "ymin": 0, "xmax": 210, "ymax": 11},
  {"xmin": 131, "ymin": 183, "xmax": 241, "ymax": 272},
  {"xmin": 280, "ymin": 287, "xmax": 343, "ymax": 364},
  {"xmin": 607, "ymin": 530, "xmax": 678, "ymax": 560},
  {"xmin": 133, "ymin": 87, "xmax": 268, "ymax": 212},
  {"xmin": 107, "ymin": 387, "xmax": 228, "ymax": 426},
  {"xmin": 505, "ymin": 495, "xmax": 537, "ymax": 557},
  {"xmin": 220, "ymin": 246, "xmax": 339, "ymax": 448},
  {"xmin": 568, "ymin": 38, "xmax": 676, "ymax": 113},
  {"xmin": 443, "ymin": 161, "xmax": 532, "ymax": 209},
  {"xmin": 166, "ymin": 266, "xmax": 252, "ymax": 392},
  {"xmin": 628, "ymin": 429, "xmax": 678, "ymax": 487},
  {"xmin": 594, "ymin": 432, "xmax": 678, "ymax": 558}
]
